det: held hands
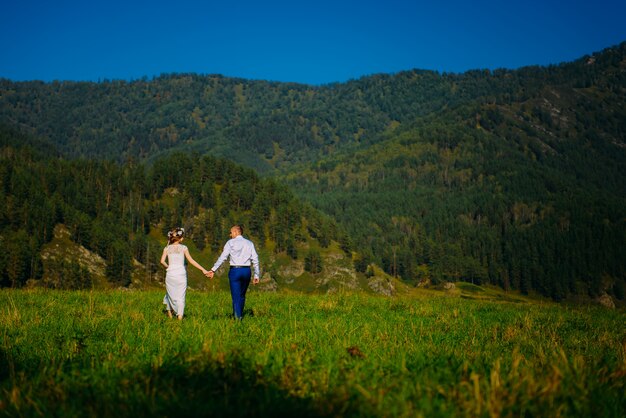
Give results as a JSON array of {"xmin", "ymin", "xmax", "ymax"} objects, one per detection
[{"xmin": 202, "ymin": 269, "xmax": 256, "ymax": 282}]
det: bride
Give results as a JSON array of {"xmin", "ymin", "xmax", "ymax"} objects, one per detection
[{"xmin": 160, "ymin": 227, "xmax": 209, "ymax": 320}]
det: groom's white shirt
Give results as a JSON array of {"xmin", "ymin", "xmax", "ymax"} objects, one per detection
[{"xmin": 211, "ymin": 235, "xmax": 260, "ymax": 278}]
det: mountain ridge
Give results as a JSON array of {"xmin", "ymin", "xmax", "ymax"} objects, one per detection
[{"xmin": 1, "ymin": 42, "xmax": 623, "ymax": 170}]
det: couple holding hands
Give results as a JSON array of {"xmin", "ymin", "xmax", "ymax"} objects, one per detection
[{"xmin": 160, "ymin": 225, "xmax": 260, "ymax": 320}]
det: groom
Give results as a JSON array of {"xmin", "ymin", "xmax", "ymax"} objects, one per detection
[{"xmin": 206, "ymin": 225, "xmax": 260, "ymax": 319}]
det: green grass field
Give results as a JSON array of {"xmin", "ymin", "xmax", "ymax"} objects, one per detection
[{"xmin": 1, "ymin": 288, "xmax": 624, "ymax": 417}]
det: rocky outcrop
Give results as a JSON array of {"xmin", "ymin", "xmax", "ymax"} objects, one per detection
[
  {"xmin": 595, "ymin": 292, "xmax": 615, "ymax": 309},
  {"xmin": 367, "ymin": 276, "xmax": 395, "ymax": 296},
  {"xmin": 40, "ymin": 225, "xmax": 107, "ymax": 280},
  {"xmin": 416, "ymin": 278, "xmax": 431, "ymax": 287},
  {"xmin": 257, "ymin": 272, "xmax": 278, "ymax": 292},
  {"xmin": 443, "ymin": 282, "xmax": 456, "ymax": 291}
]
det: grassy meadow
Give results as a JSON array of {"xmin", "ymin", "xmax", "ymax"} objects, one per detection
[{"xmin": 0, "ymin": 288, "xmax": 624, "ymax": 417}]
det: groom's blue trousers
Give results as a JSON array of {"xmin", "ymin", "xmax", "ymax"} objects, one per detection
[{"xmin": 228, "ymin": 266, "xmax": 251, "ymax": 319}]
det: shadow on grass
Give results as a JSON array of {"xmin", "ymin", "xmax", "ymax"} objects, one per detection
[
  {"xmin": 1, "ymin": 349, "xmax": 342, "ymax": 417},
  {"xmin": 205, "ymin": 308, "xmax": 256, "ymax": 320},
  {"xmin": 162, "ymin": 308, "xmax": 257, "ymax": 321},
  {"xmin": 123, "ymin": 356, "xmax": 322, "ymax": 417}
]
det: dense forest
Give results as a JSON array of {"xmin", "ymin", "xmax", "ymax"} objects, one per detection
[
  {"xmin": 0, "ymin": 126, "xmax": 343, "ymax": 289},
  {"xmin": 0, "ymin": 42, "xmax": 624, "ymax": 300},
  {"xmin": 285, "ymin": 105, "xmax": 625, "ymax": 300}
]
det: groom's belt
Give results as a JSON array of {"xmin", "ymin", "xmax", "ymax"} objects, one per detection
[{"xmin": 230, "ymin": 265, "xmax": 250, "ymax": 269}]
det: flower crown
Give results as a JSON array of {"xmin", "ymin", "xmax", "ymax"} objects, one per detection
[{"xmin": 167, "ymin": 227, "xmax": 185, "ymax": 238}]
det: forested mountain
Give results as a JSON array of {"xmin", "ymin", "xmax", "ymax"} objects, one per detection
[
  {"xmin": 282, "ymin": 45, "xmax": 625, "ymax": 300},
  {"xmin": 0, "ymin": 126, "xmax": 347, "ymax": 290},
  {"xmin": 4, "ymin": 44, "xmax": 621, "ymax": 172},
  {"xmin": 0, "ymin": 43, "xmax": 624, "ymax": 300}
]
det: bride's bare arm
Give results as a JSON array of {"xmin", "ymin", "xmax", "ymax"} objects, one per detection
[{"xmin": 160, "ymin": 248, "xmax": 168, "ymax": 268}]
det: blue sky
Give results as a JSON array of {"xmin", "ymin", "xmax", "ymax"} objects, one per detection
[{"xmin": 1, "ymin": 0, "xmax": 625, "ymax": 85}]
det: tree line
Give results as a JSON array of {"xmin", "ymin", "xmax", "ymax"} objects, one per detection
[{"xmin": 0, "ymin": 126, "xmax": 344, "ymax": 289}]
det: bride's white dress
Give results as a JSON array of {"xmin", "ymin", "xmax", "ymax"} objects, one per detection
[{"xmin": 163, "ymin": 244, "xmax": 188, "ymax": 316}]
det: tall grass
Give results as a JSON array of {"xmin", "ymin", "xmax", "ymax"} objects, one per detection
[{"xmin": 1, "ymin": 289, "xmax": 624, "ymax": 417}]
